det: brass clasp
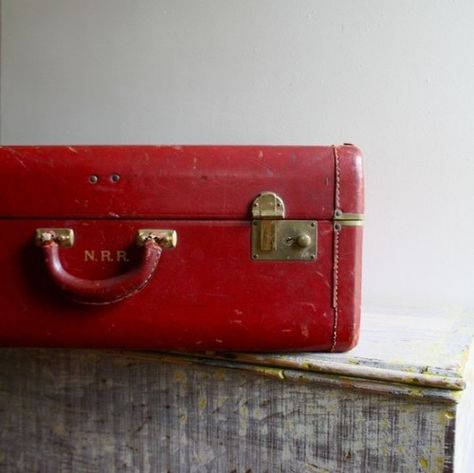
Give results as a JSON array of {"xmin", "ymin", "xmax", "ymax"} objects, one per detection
[{"xmin": 251, "ymin": 192, "xmax": 317, "ymax": 261}]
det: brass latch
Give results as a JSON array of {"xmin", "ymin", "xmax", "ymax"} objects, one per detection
[{"xmin": 251, "ymin": 192, "xmax": 317, "ymax": 261}]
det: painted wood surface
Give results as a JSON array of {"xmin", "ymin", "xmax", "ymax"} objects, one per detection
[
  {"xmin": 197, "ymin": 308, "xmax": 474, "ymax": 392},
  {"xmin": 453, "ymin": 341, "xmax": 474, "ymax": 473},
  {"xmin": 0, "ymin": 309, "xmax": 473, "ymax": 473},
  {"xmin": 0, "ymin": 349, "xmax": 457, "ymax": 473}
]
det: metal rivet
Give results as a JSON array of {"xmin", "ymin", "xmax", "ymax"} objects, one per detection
[
  {"xmin": 111, "ymin": 174, "xmax": 120, "ymax": 183},
  {"xmin": 253, "ymin": 254, "xmax": 259, "ymax": 259},
  {"xmin": 253, "ymin": 221, "xmax": 258, "ymax": 226},
  {"xmin": 335, "ymin": 209, "xmax": 342, "ymax": 218},
  {"xmin": 310, "ymin": 254, "xmax": 316, "ymax": 259},
  {"xmin": 310, "ymin": 222, "xmax": 316, "ymax": 227},
  {"xmin": 334, "ymin": 223, "xmax": 342, "ymax": 231},
  {"xmin": 88, "ymin": 175, "xmax": 98, "ymax": 184},
  {"xmin": 296, "ymin": 233, "xmax": 311, "ymax": 248}
]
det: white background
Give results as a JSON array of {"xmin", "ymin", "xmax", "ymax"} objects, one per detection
[{"xmin": 1, "ymin": 1, "xmax": 473, "ymax": 310}]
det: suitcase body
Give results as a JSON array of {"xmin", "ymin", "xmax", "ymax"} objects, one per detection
[{"xmin": 0, "ymin": 145, "xmax": 363, "ymax": 352}]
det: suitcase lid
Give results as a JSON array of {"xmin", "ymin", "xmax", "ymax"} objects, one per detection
[{"xmin": 0, "ymin": 145, "xmax": 363, "ymax": 219}]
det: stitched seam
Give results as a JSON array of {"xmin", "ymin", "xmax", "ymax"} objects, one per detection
[
  {"xmin": 334, "ymin": 145, "xmax": 341, "ymax": 210},
  {"xmin": 331, "ymin": 228, "xmax": 340, "ymax": 351},
  {"xmin": 331, "ymin": 145, "xmax": 341, "ymax": 352}
]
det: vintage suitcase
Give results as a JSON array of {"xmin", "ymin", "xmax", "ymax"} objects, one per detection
[{"xmin": 0, "ymin": 145, "xmax": 363, "ymax": 352}]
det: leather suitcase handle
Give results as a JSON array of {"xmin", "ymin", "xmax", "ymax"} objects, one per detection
[{"xmin": 36, "ymin": 229, "xmax": 175, "ymax": 305}]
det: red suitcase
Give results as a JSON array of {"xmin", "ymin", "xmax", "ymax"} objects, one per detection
[{"xmin": 0, "ymin": 145, "xmax": 363, "ymax": 352}]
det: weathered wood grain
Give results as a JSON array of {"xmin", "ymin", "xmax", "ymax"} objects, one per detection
[
  {"xmin": 453, "ymin": 342, "xmax": 474, "ymax": 473},
  {"xmin": 0, "ymin": 309, "xmax": 472, "ymax": 472},
  {"xmin": 0, "ymin": 349, "xmax": 457, "ymax": 473}
]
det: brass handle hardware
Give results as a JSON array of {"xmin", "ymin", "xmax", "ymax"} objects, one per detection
[
  {"xmin": 136, "ymin": 229, "xmax": 177, "ymax": 248},
  {"xmin": 35, "ymin": 228, "xmax": 75, "ymax": 247},
  {"xmin": 35, "ymin": 228, "xmax": 178, "ymax": 249},
  {"xmin": 34, "ymin": 227, "xmax": 177, "ymax": 305}
]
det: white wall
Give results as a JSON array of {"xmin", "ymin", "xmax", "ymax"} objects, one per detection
[{"xmin": 1, "ymin": 0, "xmax": 473, "ymax": 310}]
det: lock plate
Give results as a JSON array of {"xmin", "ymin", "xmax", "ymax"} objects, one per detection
[{"xmin": 251, "ymin": 220, "xmax": 317, "ymax": 261}]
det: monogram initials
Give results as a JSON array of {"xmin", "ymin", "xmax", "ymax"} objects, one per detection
[{"xmin": 84, "ymin": 250, "xmax": 129, "ymax": 262}]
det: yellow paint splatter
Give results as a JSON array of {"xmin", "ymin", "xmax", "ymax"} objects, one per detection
[
  {"xmin": 217, "ymin": 395, "xmax": 228, "ymax": 408},
  {"xmin": 418, "ymin": 457, "xmax": 429, "ymax": 471},
  {"xmin": 175, "ymin": 370, "xmax": 186, "ymax": 382},
  {"xmin": 198, "ymin": 397, "xmax": 207, "ymax": 410},
  {"xmin": 444, "ymin": 410, "xmax": 455, "ymax": 420},
  {"xmin": 179, "ymin": 412, "xmax": 187, "ymax": 424},
  {"xmin": 215, "ymin": 369, "xmax": 226, "ymax": 381},
  {"xmin": 408, "ymin": 387, "xmax": 424, "ymax": 398},
  {"xmin": 252, "ymin": 367, "xmax": 286, "ymax": 379},
  {"xmin": 347, "ymin": 357, "xmax": 360, "ymax": 365},
  {"xmin": 435, "ymin": 456, "xmax": 445, "ymax": 471}
]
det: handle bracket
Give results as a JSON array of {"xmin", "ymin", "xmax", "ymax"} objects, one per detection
[
  {"xmin": 36, "ymin": 228, "xmax": 75, "ymax": 247},
  {"xmin": 136, "ymin": 229, "xmax": 177, "ymax": 248},
  {"xmin": 35, "ymin": 227, "xmax": 177, "ymax": 305}
]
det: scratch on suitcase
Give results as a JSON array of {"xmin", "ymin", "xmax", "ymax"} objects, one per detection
[
  {"xmin": 14, "ymin": 155, "xmax": 27, "ymax": 169},
  {"xmin": 253, "ymin": 158, "xmax": 274, "ymax": 176},
  {"xmin": 4, "ymin": 146, "xmax": 29, "ymax": 169},
  {"xmin": 315, "ymin": 271, "xmax": 331, "ymax": 289},
  {"xmin": 4, "ymin": 146, "xmax": 28, "ymax": 164},
  {"xmin": 300, "ymin": 302, "xmax": 317, "ymax": 313}
]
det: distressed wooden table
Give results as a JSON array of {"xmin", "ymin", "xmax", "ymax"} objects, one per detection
[{"xmin": 0, "ymin": 309, "xmax": 473, "ymax": 473}]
